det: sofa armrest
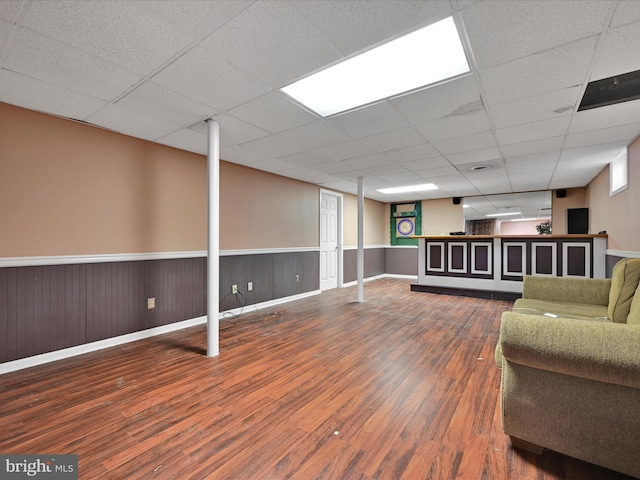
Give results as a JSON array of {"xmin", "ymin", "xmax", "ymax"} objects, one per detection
[
  {"xmin": 500, "ymin": 311, "xmax": 640, "ymax": 389},
  {"xmin": 521, "ymin": 275, "xmax": 611, "ymax": 306}
]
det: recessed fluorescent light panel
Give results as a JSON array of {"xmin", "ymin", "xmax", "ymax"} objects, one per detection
[
  {"xmin": 486, "ymin": 212, "xmax": 521, "ymax": 218},
  {"xmin": 281, "ymin": 17, "xmax": 470, "ymax": 117},
  {"xmin": 377, "ymin": 183, "xmax": 438, "ymax": 194}
]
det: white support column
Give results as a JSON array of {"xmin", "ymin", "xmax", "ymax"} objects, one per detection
[
  {"xmin": 207, "ymin": 120, "xmax": 220, "ymax": 357},
  {"xmin": 357, "ymin": 177, "xmax": 364, "ymax": 302}
]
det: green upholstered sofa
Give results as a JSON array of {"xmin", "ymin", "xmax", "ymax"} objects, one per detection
[{"xmin": 495, "ymin": 258, "xmax": 640, "ymax": 478}]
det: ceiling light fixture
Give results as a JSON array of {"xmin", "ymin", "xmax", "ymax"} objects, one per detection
[
  {"xmin": 377, "ymin": 183, "xmax": 439, "ymax": 194},
  {"xmin": 281, "ymin": 16, "xmax": 470, "ymax": 117},
  {"xmin": 486, "ymin": 212, "xmax": 521, "ymax": 217}
]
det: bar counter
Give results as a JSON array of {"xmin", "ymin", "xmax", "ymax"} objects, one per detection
[{"xmin": 411, "ymin": 234, "xmax": 607, "ymax": 299}]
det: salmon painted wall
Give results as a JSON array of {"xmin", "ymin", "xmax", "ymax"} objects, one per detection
[
  {"xmin": 586, "ymin": 135, "xmax": 640, "ymax": 253},
  {"xmin": 0, "ymin": 102, "xmax": 388, "ymax": 256}
]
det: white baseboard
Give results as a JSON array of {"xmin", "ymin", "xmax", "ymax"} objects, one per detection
[
  {"xmin": 0, "ymin": 290, "xmax": 321, "ymax": 375},
  {"xmin": 342, "ymin": 273, "xmax": 417, "ymax": 288}
]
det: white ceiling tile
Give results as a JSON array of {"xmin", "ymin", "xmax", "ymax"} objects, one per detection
[
  {"xmin": 220, "ymin": 145, "xmax": 271, "ymax": 164},
  {"xmin": 137, "ymin": 0, "xmax": 253, "ymax": 38},
  {"xmin": 570, "ymin": 99, "xmax": 640, "ymax": 133},
  {"xmin": 360, "ymin": 163, "xmax": 404, "ymax": 176},
  {"xmin": 414, "ymin": 165, "xmax": 460, "ymax": 179},
  {"xmin": 500, "ymin": 136, "xmax": 565, "ymax": 158},
  {"xmin": 489, "ymin": 87, "xmax": 581, "ymax": 129},
  {"xmin": 610, "ymin": 1, "xmax": 640, "ymax": 27},
  {"xmin": 5, "ymin": 28, "xmax": 141, "ymax": 101},
  {"xmin": 152, "ymin": 46, "xmax": 271, "ymax": 112},
  {"xmin": 240, "ymin": 133, "xmax": 308, "ymax": 159},
  {"xmin": 504, "ymin": 151, "xmax": 560, "ymax": 167},
  {"xmin": 591, "ymin": 21, "xmax": 640, "ymax": 80},
  {"xmin": 564, "ymin": 123, "xmax": 640, "ymax": 149},
  {"xmin": 507, "ymin": 161, "xmax": 556, "ymax": 176},
  {"xmin": 24, "ymin": 0, "xmax": 192, "ymax": 75},
  {"xmin": 201, "ymin": 1, "xmax": 340, "ymax": 88},
  {"xmin": 468, "ymin": 177, "xmax": 513, "ymax": 195},
  {"xmin": 86, "ymin": 103, "xmax": 180, "ymax": 141},
  {"xmin": 361, "ymin": 126, "xmax": 425, "ymax": 152},
  {"xmin": 429, "ymin": 175, "xmax": 479, "ymax": 194},
  {"xmin": 416, "ymin": 109, "xmax": 490, "ymax": 142},
  {"xmin": 312, "ymin": 161, "xmax": 358, "ymax": 175},
  {"xmin": 210, "ymin": 113, "xmax": 270, "ymax": 148},
  {"xmin": 479, "ymin": 36, "xmax": 597, "ymax": 106},
  {"xmin": 0, "ymin": 1, "xmax": 23, "ymax": 23},
  {"xmin": 277, "ymin": 120, "xmax": 351, "ymax": 150},
  {"xmin": 290, "ymin": 0, "xmax": 453, "ymax": 56},
  {"xmin": 248, "ymin": 158, "xmax": 300, "ymax": 173},
  {"xmin": 505, "ymin": 174, "xmax": 552, "ymax": 194},
  {"xmin": 444, "ymin": 147, "xmax": 502, "ymax": 165},
  {"xmin": 279, "ymin": 151, "xmax": 334, "ymax": 168},
  {"xmin": 276, "ymin": 167, "xmax": 336, "ymax": 184},
  {"xmin": 431, "ymin": 131, "xmax": 497, "ymax": 155},
  {"xmin": 315, "ymin": 140, "xmax": 375, "ymax": 161},
  {"xmin": 462, "ymin": 0, "xmax": 611, "ymax": 68},
  {"xmin": 391, "ymin": 74, "xmax": 481, "ymax": 125},
  {"xmin": 0, "ymin": 69, "xmax": 107, "ymax": 120},
  {"xmin": 156, "ymin": 128, "xmax": 208, "ymax": 155},
  {"xmin": 558, "ymin": 146, "xmax": 620, "ymax": 170},
  {"xmin": 227, "ymin": 91, "xmax": 318, "ymax": 134},
  {"xmin": 560, "ymin": 142, "xmax": 629, "ymax": 163},
  {"xmin": 496, "ymin": 116, "xmax": 571, "ymax": 146},
  {"xmin": 330, "ymin": 169, "xmax": 370, "ymax": 181},
  {"xmin": 116, "ymin": 81, "xmax": 217, "ymax": 126},
  {"xmin": 463, "ymin": 166, "xmax": 508, "ymax": 180},
  {"xmin": 398, "ymin": 156, "xmax": 451, "ymax": 171},
  {"xmin": 384, "ymin": 143, "xmax": 442, "ymax": 163},
  {"xmin": 0, "ymin": 19, "xmax": 12, "ymax": 50},
  {"xmin": 378, "ymin": 171, "xmax": 424, "ymax": 183},
  {"xmin": 317, "ymin": 180, "xmax": 358, "ymax": 194},
  {"xmin": 328, "ymin": 101, "xmax": 409, "ymax": 138},
  {"xmin": 342, "ymin": 153, "xmax": 392, "ymax": 170}
]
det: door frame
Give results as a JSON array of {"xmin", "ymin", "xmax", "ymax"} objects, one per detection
[{"xmin": 319, "ymin": 189, "xmax": 343, "ymax": 290}]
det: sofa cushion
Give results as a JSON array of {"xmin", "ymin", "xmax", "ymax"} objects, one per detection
[
  {"xmin": 608, "ymin": 258, "xmax": 640, "ymax": 323},
  {"xmin": 627, "ymin": 282, "xmax": 640, "ymax": 326},
  {"xmin": 513, "ymin": 298, "xmax": 609, "ymax": 320}
]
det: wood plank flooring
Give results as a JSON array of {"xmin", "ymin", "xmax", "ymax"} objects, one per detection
[{"xmin": 0, "ymin": 278, "xmax": 635, "ymax": 479}]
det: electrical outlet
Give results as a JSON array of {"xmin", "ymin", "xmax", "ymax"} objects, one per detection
[
  {"xmin": 247, "ymin": 282, "xmax": 253, "ymax": 291},
  {"xmin": 232, "ymin": 284, "xmax": 238, "ymax": 294},
  {"xmin": 296, "ymin": 275, "xmax": 300, "ymax": 282},
  {"xmin": 147, "ymin": 297, "xmax": 156, "ymax": 310}
]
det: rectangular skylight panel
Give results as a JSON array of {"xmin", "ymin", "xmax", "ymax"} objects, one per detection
[{"xmin": 282, "ymin": 17, "xmax": 470, "ymax": 117}]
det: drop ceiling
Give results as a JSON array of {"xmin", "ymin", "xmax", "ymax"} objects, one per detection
[{"xmin": 1, "ymin": 0, "xmax": 639, "ymax": 219}]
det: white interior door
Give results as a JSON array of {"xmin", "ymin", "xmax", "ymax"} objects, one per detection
[{"xmin": 320, "ymin": 191, "xmax": 339, "ymax": 290}]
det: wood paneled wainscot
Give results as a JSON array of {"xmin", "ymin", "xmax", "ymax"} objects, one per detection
[{"xmin": 412, "ymin": 235, "xmax": 607, "ymax": 299}]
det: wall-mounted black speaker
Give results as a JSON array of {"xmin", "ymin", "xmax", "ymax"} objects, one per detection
[
  {"xmin": 567, "ymin": 207, "xmax": 589, "ymax": 234},
  {"xmin": 556, "ymin": 189, "xmax": 567, "ymax": 198},
  {"xmin": 452, "ymin": 197, "xmax": 462, "ymax": 205}
]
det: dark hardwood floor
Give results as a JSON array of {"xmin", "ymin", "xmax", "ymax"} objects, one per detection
[{"xmin": 0, "ymin": 278, "xmax": 635, "ymax": 479}]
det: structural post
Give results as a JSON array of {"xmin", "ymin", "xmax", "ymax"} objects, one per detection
[
  {"xmin": 357, "ymin": 177, "xmax": 365, "ymax": 302},
  {"xmin": 206, "ymin": 120, "xmax": 220, "ymax": 357}
]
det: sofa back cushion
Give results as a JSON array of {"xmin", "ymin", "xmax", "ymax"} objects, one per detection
[
  {"xmin": 628, "ymin": 282, "xmax": 640, "ymax": 325},
  {"xmin": 608, "ymin": 258, "xmax": 640, "ymax": 323}
]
